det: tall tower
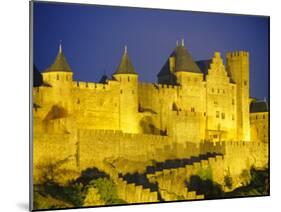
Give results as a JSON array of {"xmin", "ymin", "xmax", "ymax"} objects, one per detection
[
  {"xmin": 42, "ymin": 43, "xmax": 73, "ymax": 112},
  {"xmin": 112, "ymin": 46, "xmax": 139, "ymax": 133},
  {"xmin": 226, "ymin": 51, "xmax": 250, "ymax": 141}
]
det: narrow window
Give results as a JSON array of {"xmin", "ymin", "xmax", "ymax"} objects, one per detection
[
  {"xmin": 214, "ymin": 101, "xmax": 218, "ymax": 105},
  {"xmin": 128, "ymin": 76, "xmax": 130, "ymax": 82},
  {"xmin": 217, "ymin": 89, "xmax": 220, "ymax": 93},
  {"xmin": 66, "ymin": 75, "xmax": 68, "ymax": 81},
  {"xmin": 191, "ymin": 107, "xmax": 195, "ymax": 112},
  {"xmin": 244, "ymin": 80, "xmax": 247, "ymax": 86},
  {"xmin": 120, "ymin": 90, "xmax": 123, "ymax": 94},
  {"xmin": 216, "ymin": 111, "xmax": 219, "ymax": 118},
  {"xmin": 232, "ymin": 99, "xmax": 235, "ymax": 105},
  {"xmin": 77, "ymin": 99, "xmax": 80, "ymax": 104},
  {"xmin": 57, "ymin": 74, "xmax": 59, "ymax": 80},
  {"xmin": 212, "ymin": 88, "xmax": 214, "ymax": 93},
  {"xmin": 221, "ymin": 112, "xmax": 225, "ymax": 120}
]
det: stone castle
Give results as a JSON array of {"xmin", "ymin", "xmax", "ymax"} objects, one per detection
[{"xmin": 32, "ymin": 39, "xmax": 269, "ymax": 204}]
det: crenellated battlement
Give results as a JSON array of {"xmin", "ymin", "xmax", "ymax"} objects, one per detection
[
  {"xmin": 73, "ymin": 81, "xmax": 111, "ymax": 90},
  {"xmin": 78, "ymin": 129, "xmax": 170, "ymax": 143},
  {"xmin": 226, "ymin": 51, "xmax": 249, "ymax": 58},
  {"xmin": 139, "ymin": 82, "xmax": 179, "ymax": 91}
]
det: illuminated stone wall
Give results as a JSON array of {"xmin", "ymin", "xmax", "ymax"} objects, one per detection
[
  {"xmin": 32, "ymin": 49, "xmax": 268, "ymax": 194},
  {"xmin": 250, "ymin": 112, "xmax": 269, "ymax": 143}
]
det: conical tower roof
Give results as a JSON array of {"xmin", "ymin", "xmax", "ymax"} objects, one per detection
[
  {"xmin": 114, "ymin": 46, "xmax": 137, "ymax": 75},
  {"xmin": 43, "ymin": 43, "xmax": 72, "ymax": 73},
  {"xmin": 158, "ymin": 39, "xmax": 201, "ymax": 76}
]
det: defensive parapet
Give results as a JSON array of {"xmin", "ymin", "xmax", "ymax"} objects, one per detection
[
  {"xmin": 226, "ymin": 51, "xmax": 249, "ymax": 58},
  {"xmin": 73, "ymin": 81, "xmax": 111, "ymax": 90}
]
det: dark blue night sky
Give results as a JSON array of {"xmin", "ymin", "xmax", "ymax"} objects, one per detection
[{"xmin": 33, "ymin": 2, "xmax": 269, "ymax": 100}]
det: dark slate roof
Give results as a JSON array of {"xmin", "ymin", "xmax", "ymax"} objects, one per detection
[
  {"xmin": 157, "ymin": 58, "xmax": 170, "ymax": 77},
  {"xmin": 196, "ymin": 59, "xmax": 212, "ymax": 75},
  {"xmin": 175, "ymin": 46, "xmax": 201, "ymax": 73},
  {"xmin": 114, "ymin": 49, "xmax": 137, "ymax": 75},
  {"xmin": 158, "ymin": 45, "xmax": 201, "ymax": 77},
  {"xmin": 99, "ymin": 74, "xmax": 109, "ymax": 83},
  {"xmin": 43, "ymin": 46, "xmax": 72, "ymax": 73},
  {"xmin": 250, "ymin": 101, "xmax": 269, "ymax": 113},
  {"xmin": 33, "ymin": 64, "xmax": 43, "ymax": 87}
]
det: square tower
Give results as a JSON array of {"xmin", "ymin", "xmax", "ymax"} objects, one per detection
[{"xmin": 226, "ymin": 51, "xmax": 250, "ymax": 141}]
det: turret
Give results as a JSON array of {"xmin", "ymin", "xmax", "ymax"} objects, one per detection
[
  {"xmin": 226, "ymin": 51, "xmax": 250, "ymax": 141},
  {"xmin": 42, "ymin": 43, "xmax": 73, "ymax": 111},
  {"xmin": 112, "ymin": 46, "xmax": 139, "ymax": 133}
]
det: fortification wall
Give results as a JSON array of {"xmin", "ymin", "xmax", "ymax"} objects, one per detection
[
  {"xmin": 169, "ymin": 110, "xmax": 206, "ymax": 143},
  {"xmin": 33, "ymin": 126, "xmax": 268, "ymax": 189},
  {"xmin": 147, "ymin": 139, "xmax": 268, "ymax": 193},
  {"xmin": 72, "ymin": 81, "xmax": 120, "ymax": 130},
  {"xmin": 138, "ymin": 83, "xmax": 179, "ymax": 133},
  {"xmin": 77, "ymin": 129, "xmax": 172, "ymax": 170},
  {"xmin": 33, "ymin": 133, "xmax": 79, "ymax": 185},
  {"xmin": 250, "ymin": 112, "xmax": 268, "ymax": 143}
]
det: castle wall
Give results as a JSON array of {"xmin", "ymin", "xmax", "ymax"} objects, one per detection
[
  {"xmin": 138, "ymin": 83, "xmax": 178, "ymax": 135},
  {"xmin": 33, "ymin": 133, "xmax": 79, "ymax": 185},
  {"xmin": 138, "ymin": 82, "xmax": 206, "ymax": 142},
  {"xmin": 176, "ymin": 72, "xmax": 206, "ymax": 114},
  {"xmin": 33, "ymin": 126, "xmax": 268, "ymax": 190},
  {"xmin": 169, "ymin": 110, "xmax": 205, "ymax": 143},
  {"xmin": 250, "ymin": 112, "xmax": 269, "ymax": 143},
  {"xmin": 77, "ymin": 129, "xmax": 171, "ymax": 170},
  {"xmin": 72, "ymin": 80, "xmax": 120, "ymax": 131}
]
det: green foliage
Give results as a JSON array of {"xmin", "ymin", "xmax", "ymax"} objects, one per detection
[
  {"xmin": 33, "ymin": 188, "xmax": 73, "ymax": 210},
  {"xmin": 43, "ymin": 181, "xmax": 84, "ymax": 207},
  {"xmin": 224, "ymin": 175, "xmax": 233, "ymax": 189},
  {"xmin": 225, "ymin": 168, "xmax": 269, "ymax": 197},
  {"xmin": 87, "ymin": 178, "xmax": 119, "ymax": 204},
  {"xmin": 187, "ymin": 175, "xmax": 224, "ymax": 199},
  {"xmin": 197, "ymin": 167, "xmax": 213, "ymax": 181},
  {"xmin": 37, "ymin": 156, "xmax": 75, "ymax": 184}
]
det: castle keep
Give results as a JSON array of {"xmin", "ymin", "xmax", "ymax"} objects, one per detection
[{"xmin": 33, "ymin": 40, "xmax": 269, "ymax": 203}]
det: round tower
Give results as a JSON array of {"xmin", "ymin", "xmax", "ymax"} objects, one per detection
[
  {"xmin": 42, "ymin": 43, "xmax": 73, "ymax": 112},
  {"xmin": 112, "ymin": 46, "xmax": 139, "ymax": 133}
]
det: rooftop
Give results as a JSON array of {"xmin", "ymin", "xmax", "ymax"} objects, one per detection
[
  {"xmin": 158, "ymin": 39, "xmax": 201, "ymax": 77},
  {"xmin": 43, "ymin": 43, "xmax": 72, "ymax": 73},
  {"xmin": 250, "ymin": 100, "xmax": 269, "ymax": 113},
  {"xmin": 113, "ymin": 46, "xmax": 137, "ymax": 75}
]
